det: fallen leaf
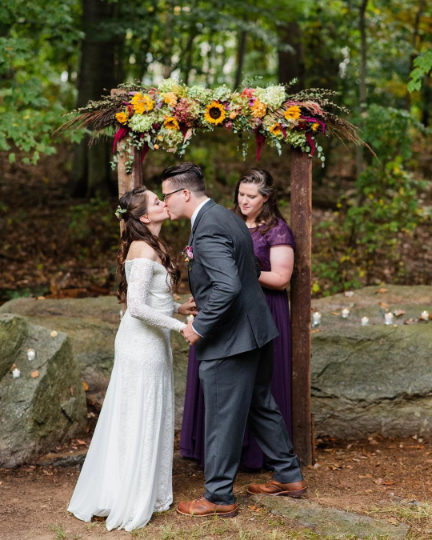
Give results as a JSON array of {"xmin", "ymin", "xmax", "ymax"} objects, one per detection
[
  {"xmin": 393, "ymin": 310, "xmax": 406, "ymax": 317},
  {"xmin": 382, "ymin": 481, "xmax": 395, "ymax": 485},
  {"xmin": 37, "ymin": 296, "xmax": 46, "ymax": 300},
  {"xmin": 404, "ymin": 318, "xmax": 416, "ymax": 325},
  {"xmin": 31, "ymin": 370, "xmax": 39, "ymax": 378},
  {"xmin": 77, "ymin": 439, "xmax": 87, "ymax": 445},
  {"xmin": 344, "ymin": 291, "xmax": 354, "ymax": 297},
  {"xmin": 82, "ymin": 381, "xmax": 89, "ymax": 391},
  {"xmin": 379, "ymin": 302, "xmax": 389, "ymax": 308},
  {"xmin": 311, "ymin": 329, "xmax": 321, "ymax": 334},
  {"xmin": 248, "ymin": 506, "xmax": 257, "ymax": 511},
  {"xmin": 331, "ymin": 312, "xmax": 341, "ymax": 316},
  {"xmin": 358, "ymin": 474, "xmax": 372, "ymax": 479},
  {"xmin": 70, "ymin": 385, "xmax": 74, "ymax": 396},
  {"xmin": 378, "ymin": 288, "xmax": 388, "ymax": 293},
  {"xmin": 43, "ymin": 470, "xmax": 53, "ymax": 476}
]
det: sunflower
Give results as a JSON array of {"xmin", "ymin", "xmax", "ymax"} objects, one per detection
[
  {"xmin": 284, "ymin": 106, "xmax": 301, "ymax": 121},
  {"xmin": 205, "ymin": 101, "xmax": 226, "ymax": 125},
  {"xmin": 269, "ymin": 123, "xmax": 281, "ymax": 136},
  {"xmin": 312, "ymin": 122, "xmax": 320, "ymax": 132},
  {"xmin": 116, "ymin": 112, "xmax": 128, "ymax": 125},
  {"xmin": 164, "ymin": 117, "xmax": 180, "ymax": 130},
  {"xmin": 251, "ymin": 99, "xmax": 266, "ymax": 118},
  {"xmin": 131, "ymin": 92, "xmax": 155, "ymax": 114}
]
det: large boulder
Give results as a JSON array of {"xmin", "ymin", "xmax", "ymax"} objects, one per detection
[
  {"xmin": 0, "ymin": 296, "xmax": 190, "ymax": 428},
  {"xmin": 0, "ymin": 314, "xmax": 87, "ymax": 467},
  {"xmin": 311, "ymin": 285, "xmax": 432, "ymax": 439}
]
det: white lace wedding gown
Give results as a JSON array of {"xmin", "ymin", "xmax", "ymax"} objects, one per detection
[{"xmin": 68, "ymin": 258, "xmax": 186, "ymax": 532}]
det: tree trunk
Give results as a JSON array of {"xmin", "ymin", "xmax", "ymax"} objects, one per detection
[
  {"xmin": 69, "ymin": 0, "xmax": 119, "ymax": 198},
  {"xmin": 277, "ymin": 21, "xmax": 305, "ymax": 93},
  {"xmin": 234, "ymin": 30, "xmax": 247, "ymax": 89},
  {"xmin": 405, "ymin": 0, "xmax": 425, "ymax": 110},
  {"xmin": 356, "ymin": 0, "xmax": 368, "ymax": 179}
]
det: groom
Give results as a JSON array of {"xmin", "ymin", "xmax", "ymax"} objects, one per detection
[{"xmin": 161, "ymin": 162, "xmax": 306, "ymax": 517}]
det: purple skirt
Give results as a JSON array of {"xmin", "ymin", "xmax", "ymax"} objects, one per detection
[{"xmin": 179, "ymin": 287, "xmax": 293, "ymax": 470}]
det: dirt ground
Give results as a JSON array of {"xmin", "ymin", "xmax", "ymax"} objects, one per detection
[{"xmin": 0, "ymin": 436, "xmax": 431, "ymax": 540}]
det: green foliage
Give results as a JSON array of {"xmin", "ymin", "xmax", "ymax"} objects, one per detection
[
  {"xmin": 67, "ymin": 199, "xmax": 118, "ymax": 259},
  {"xmin": 313, "ymin": 105, "xmax": 429, "ymax": 295},
  {"xmin": 408, "ymin": 50, "xmax": 432, "ymax": 93},
  {"xmin": 0, "ymin": 0, "xmax": 81, "ymax": 162}
]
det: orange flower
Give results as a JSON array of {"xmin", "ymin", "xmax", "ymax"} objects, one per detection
[
  {"xmin": 251, "ymin": 99, "xmax": 266, "ymax": 118},
  {"xmin": 163, "ymin": 92, "xmax": 178, "ymax": 107},
  {"xmin": 229, "ymin": 111, "xmax": 238, "ymax": 120},
  {"xmin": 116, "ymin": 112, "xmax": 128, "ymax": 124}
]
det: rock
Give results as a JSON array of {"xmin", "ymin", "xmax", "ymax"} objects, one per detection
[
  {"xmin": 0, "ymin": 313, "xmax": 27, "ymax": 380},
  {"xmin": 0, "ymin": 314, "xmax": 87, "ymax": 467},
  {"xmin": 311, "ymin": 285, "xmax": 432, "ymax": 439},
  {"xmin": 0, "ymin": 296, "xmax": 190, "ymax": 429},
  {"xmin": 251, "ymin": 495, "xmax": 410, "ymax": 538}
]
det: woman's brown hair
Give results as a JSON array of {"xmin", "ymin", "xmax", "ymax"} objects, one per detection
[
  {"xmin": 233, "ymin": 168, "xmax": 286, "ymax": 234},
  {"xmin": 116, "ymin": 186, "xmax": 181, "ymax": 304}
]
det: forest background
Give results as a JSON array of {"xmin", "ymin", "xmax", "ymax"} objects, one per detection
[{"xmin": 1, "ymin": 0, "xmax": 431, "ymax": 303}]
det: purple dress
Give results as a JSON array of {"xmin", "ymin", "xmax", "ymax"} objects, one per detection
[{"xmin": 180, "ymin": 218, "xmax": 295, "ymax": 470}]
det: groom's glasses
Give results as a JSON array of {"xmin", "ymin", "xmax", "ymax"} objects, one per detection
[{"xmin": 162, "ymin": 187, "xmax": 186, "ymax": 202}]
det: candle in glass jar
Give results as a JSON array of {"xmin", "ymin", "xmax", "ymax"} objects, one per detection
[
  {"xmin": 420, "ymin": 310, "xmax": 429, "ymax": 321},
  {"xmin": 312, "ymin": 312, "xmax": 322, "ymax": 326},
  {"xmin": 341, "ymin": 308, "xmax": 350, "ymax": 319},
  {"xmin": 361, "ymin": 316, "xmax": 369, "ymax": 326},
  {"xmin": 27, "ymin": 349, "xmax": 36, "ymax": 361},
  {"xmin": 12, "ymin": 368, "xmax": 21, "ymax": 378},
  {"xmin": 384, "ymin": 312, "xmax": 393, "ymax": 325}
]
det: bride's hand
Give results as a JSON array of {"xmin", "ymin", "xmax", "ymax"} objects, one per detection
[{"xmin": 178, "ymin": 296, "xmax": 198, "ymax": 316}]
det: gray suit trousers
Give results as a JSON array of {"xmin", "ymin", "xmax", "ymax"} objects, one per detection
[{"xmin": 198, "ymin": 341, "xmax": 303, "ymax": 505}]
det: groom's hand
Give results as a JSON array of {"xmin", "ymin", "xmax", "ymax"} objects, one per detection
[{"xmin": 181, "ymin": 321, "xmax": 201, "ymax": 345}]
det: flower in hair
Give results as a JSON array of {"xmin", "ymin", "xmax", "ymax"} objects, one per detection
[{"xmin": 115, "ymin": 206, "xmax": 127, "ymax": 220}]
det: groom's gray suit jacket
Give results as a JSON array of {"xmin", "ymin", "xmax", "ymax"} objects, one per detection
[{"xmin": 188, "ymin": 199, "xmax": 278, "ymax": 361}]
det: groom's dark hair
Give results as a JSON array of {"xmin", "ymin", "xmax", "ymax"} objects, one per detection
[{"xmin": 161, "ymin": 162, "xmax": 206, "ymax": 195}]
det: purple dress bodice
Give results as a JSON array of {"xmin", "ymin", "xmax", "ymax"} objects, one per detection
[{"xmin": 250, "ymin": 218, "xmax": 296, "ymax": 272}]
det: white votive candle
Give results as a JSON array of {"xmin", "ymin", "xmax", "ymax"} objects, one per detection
[
  {"xmin": 384, "ymin": 312, "xmax": 393, "ymax": 325},
  {"xmin": 361, "ymin": 316, "xmax": 369, "ymax": 326},
  {"xmin": 341, "ymin": 308, "xmax": 350, "ymax": 319},
  {"xmin": 27, "ymin": 349, "xmax": 36, "ymax": 361},
  {"xmin": 12, "ymin": 368, "xmax": 21, "ymax": 378},
  {"xmin": 312, "ymin": 312, "xmax": 322, "ymax": 326},
  {"xmin": 420, "ymin": 310, "xmax": 429, "ymax": 321}
]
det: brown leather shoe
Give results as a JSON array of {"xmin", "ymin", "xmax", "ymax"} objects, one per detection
[
  {"xmin": 176, "ymin": 495, "xmax": 238, "ymax": 518},
  {"xmin": 247, "ymin": 479, "xmax": 307, "ymax": 497}
]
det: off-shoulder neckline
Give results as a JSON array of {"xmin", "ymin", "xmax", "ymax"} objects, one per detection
[{"xmin": 125, "ymin": 258, "xmax": 165, "ymax": 269}]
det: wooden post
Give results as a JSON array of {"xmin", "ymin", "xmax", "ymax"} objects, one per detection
[
  {"xmin": 290, "ymin": 147, "xmax": 313, "ymax": 466},
  {"xmin": 111, "ymin": 89, "xmax": 143, "ymax": 197}
]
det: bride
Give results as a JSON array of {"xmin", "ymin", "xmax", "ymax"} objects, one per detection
[{"xmin": 68, "ymin": 186, "xmax": 196, "ymax": 531}]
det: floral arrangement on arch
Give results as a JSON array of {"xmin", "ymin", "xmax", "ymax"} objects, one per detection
[{"xmin": 61, "ymin": 78, "xmax": 362, "ymax": 172}]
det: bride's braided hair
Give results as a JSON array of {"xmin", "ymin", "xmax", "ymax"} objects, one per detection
[{"xmin": 116, "ymin": 186, "xmax": 181, "ymax": 304}]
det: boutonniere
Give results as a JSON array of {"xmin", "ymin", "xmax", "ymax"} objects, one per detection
[{"xmin": 182, "ymin": 245, "xmax": 194, "ymax": 270}]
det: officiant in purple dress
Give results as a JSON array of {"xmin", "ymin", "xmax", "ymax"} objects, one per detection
[{"xmin": 180, "ymin": 168, "xmax": 295, "ymax": 471}]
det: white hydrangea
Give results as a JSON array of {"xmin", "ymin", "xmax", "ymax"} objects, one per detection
[
  {"xmin": 158, "ymin": 78, "xmax": 181, "ymax": 93},
  {"xmin": 187, "ymin": 85, "xmax": 212, "ymax": 102},
  {"xmin": 211, "ymin": 84, "xmax": 232, "ymax": 102},
  {"xmin": 129, "ymin": 114, "xmax": 154, "ymax": 133},
  {"xmin": 254, "ymin": 85, "xmax": 286, "ymax": 110}
]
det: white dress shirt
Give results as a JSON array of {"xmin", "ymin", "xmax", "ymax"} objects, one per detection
[
  {"xmin": 190, "ymin": 198, "xmax": 210, "ymax": 338},
  {"xmin": 191, "ymin": 198, "xmax": 210, "ymax": 229}
]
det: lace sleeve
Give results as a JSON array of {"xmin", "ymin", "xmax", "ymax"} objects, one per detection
[
  {"xmin": 127, "ymin": 259, "xmax": 186, "ymax": 333},
  {"xmin": 267, "ymin": 220, "xmax": 296, "ymax": 250},
  {"xmin": 173, "ymin": 302, "xmax": 181, "ymax": 314}
]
